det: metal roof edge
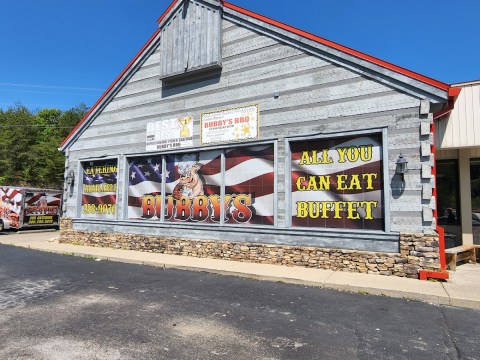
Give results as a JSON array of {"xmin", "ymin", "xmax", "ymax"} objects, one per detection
[
  {"xmin": 61, "ymin": 0, "xmax": 452, "ymax": 151},
  {"xmin": 223, "ymin": 2, "xmax": 449, "ymax": 98},
  {"xmin": 156, "ymin": 0, "xmax": 223, "ymax": 27},
  {"xmin": 452, "ymin": 79, "xmax": 480, "ymax": 87},
  {"xmin": 59, "ymin": 28, "xmax": 162, "ymax": 151}
]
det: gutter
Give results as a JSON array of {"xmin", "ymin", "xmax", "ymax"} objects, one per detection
[
  {"xmin": 433, "ymin": 87, "xmax": 461, "ymax": 120},
  {"xmin": 419, "ymin": 86, "xmax": 461, "ymax": 281}
]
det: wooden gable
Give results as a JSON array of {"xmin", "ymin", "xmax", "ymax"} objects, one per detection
[{"xmin": 158, "ymin": 0, "xmax": 222, "ymax": 81}]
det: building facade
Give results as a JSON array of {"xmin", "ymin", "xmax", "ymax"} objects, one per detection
[
  {"xmin": 436, "ymin": 80, "xmax": 480, "ymax": 248},
  {"xmin": 59, "ymin": 0, "xmax": 453, "ymax": 278}
]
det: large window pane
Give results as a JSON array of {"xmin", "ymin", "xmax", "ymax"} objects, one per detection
[
  {"xmin": 437, "ymin": 160, "xmax": 460, "ymax": 226},
  {"xmin": 127, "ymin": 155, "xmax": 163, "ymax": 220},
  {"xmin": 290, "ymin": 134, "xmax": 383, "ymax": 230},
  {"xmin": 81, "ymin": 159, "xmax": 118, "ymax": 219},
  {"xmin": 224, "ymin": 145, "xmax": 275, "ymax": 226},
  {"xmin": 470, "ymin": 159, "xmax": 480, "ymax": 226},
  {"xmin": 164, "ymin": 150, "xmax": 222, "ymax": 223}
]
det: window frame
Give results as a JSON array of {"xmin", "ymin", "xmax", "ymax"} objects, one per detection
[
  {"xmin": 436, "ymin": 159, "xmax": 461, "ymax": 226},
  {"xmin": 78, "ymin": 156, "xmax": 120, "ymax": 220},
  {"xmin": 285, "ymin": 128, "xmax": 389, "ymax": 232},
  {"xmin": 122, "ymin": 140, "xmax": 277, "ymax": 228}
]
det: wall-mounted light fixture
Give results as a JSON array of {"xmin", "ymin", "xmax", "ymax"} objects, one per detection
[
  {"xmin": 66, "ymin": 170, "xmax": 75, "ymax": 197},
  {"xmin": 395, "ymin": 154, "xmax": 408, "ymax": 179}
]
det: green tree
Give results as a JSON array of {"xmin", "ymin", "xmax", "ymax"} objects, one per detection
[
  {"xmin": 0, "ymin": 104, "xmax": 39, "ymax": 186},
  {"xmin": 0, "ymin": 103, "xmax": 87, "ymax": 188}
]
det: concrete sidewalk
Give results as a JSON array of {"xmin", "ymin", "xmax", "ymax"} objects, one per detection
[{"xmin": 1, "ymin": 230, "xmax": 479, "ymax": 310}]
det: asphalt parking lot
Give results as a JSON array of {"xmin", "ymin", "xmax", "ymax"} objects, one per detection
[{"xmin": 1, "ymin": 244, "xmax": 479, "ymax": 360}]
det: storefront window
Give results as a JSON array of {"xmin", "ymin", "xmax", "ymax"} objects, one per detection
[
  {"xmin": 127, "ymin": 155, "xmax": 163, "ymax": 220},
  {"xmin": 436, "ymin": 160, "xmax": 460, "ymax": 226},
  {"xmin": 164, "ymin": 150, "xmax": 222, "ymax": 223},
  {"xmin": 124, "ymin": 144, "xmax": 276, "ymax": 225},
  {"xmin": 290, "ymin": 134, "xmax": 384, "ymax": 230},
  {"xmin": 470, "ymin": 159, "xmax": 480, "ymax": 226},
  {"xmin": 224, "ymin": 145, "xmax": 275, "ymax": 225},
  {"xmin": 81, "ymin": 159, "xmax": 118, "ymax": 219}
]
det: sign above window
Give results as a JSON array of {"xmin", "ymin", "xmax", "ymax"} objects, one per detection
[
  {"xmin": 146, "ymin": 117, "xmax": 194, "ymax": 151},
  {"xmin": 201, "ymin": 104, "xmax": 259, "ymax": 145}
]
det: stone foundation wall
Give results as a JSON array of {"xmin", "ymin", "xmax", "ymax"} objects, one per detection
[{"xmin": 60, "ymin": 218, "xmax": 441, "ymax": 278}]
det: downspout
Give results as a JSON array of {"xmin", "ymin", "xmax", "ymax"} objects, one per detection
[{"xmin": 419, "ymin": 87, "xmax": 461, "ymax": 280}]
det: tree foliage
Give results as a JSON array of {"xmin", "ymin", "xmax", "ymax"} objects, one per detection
[{"xmin": 0, "ymin": 104, "xmax": 87, "ymax": 189}]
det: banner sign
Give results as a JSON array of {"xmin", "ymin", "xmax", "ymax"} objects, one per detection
[
  {"xmin": 201, "ymin": 105, "xmax": 259, "ymax": 145},
  {"xmin": 0, "ymin": 188, "xmax": 61, "ymax": 228},
  {"xmin": 127, "ymin": 145, "xmax": 274, "ymax": 226},
  {"xmin": 291, "ymin": 134, "xmax": 383, "ymax": 230},
  {"xmin": 146, "ymin": 117, "xmax": 193, "ymax": 151},
  {"xmin": 23, "ymin": 191, "xmax": 61, "ymax": 226},
  {"xmin": 81, "ymin": 160, "xmax": 118, "ymax": 219}
]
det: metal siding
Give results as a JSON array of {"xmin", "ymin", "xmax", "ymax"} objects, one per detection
[
  {"xmin": 437, "ymin": 83, "xmax": 480, "ymax": 148},
  {"xmin": 473, "ymin": 85, "xmax": 480, "ymax": 145},
  {"xmin": 65, "ymin": 19, "xmax": 429, "ymax": 241}
]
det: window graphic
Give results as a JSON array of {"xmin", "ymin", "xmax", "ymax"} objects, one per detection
[{"xmin": 291, "ymin": 134, "xmax": 383, "ymax": 230}]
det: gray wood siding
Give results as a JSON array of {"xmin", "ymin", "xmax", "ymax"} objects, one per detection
[
  {"xmin": 159, "ymin": 0, "xmax": 221, "ymax": 79},
  {"xmin": 65, "ymin": 18, "xmax": 431, "ymax": 247}
]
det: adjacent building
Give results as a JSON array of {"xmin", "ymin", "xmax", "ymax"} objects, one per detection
[
  {"xmin": 436, "ymin": 80, "xmax": 480, "ymax": 248},
  {"xmin": 59, "ymin": 0, "xmax": 457, "ymax": 278}
]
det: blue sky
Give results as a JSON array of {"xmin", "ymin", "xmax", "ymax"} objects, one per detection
[{"xmin": 0, "ymin": 0, "xmax": 478, "ymax": 112}]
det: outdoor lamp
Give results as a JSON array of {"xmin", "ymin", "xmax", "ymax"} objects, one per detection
[
  {"xmin": 395, "ymin": 154, "xmax": 408, "ymax": 179},
  {"xmin": 66, "ymin": 170, "xmax": 75, "ymax": 196}
]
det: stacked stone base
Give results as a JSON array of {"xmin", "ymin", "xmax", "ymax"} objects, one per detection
[{"xmin": 60, "ymin": 218, "xmax": 441, "ymax": 279}]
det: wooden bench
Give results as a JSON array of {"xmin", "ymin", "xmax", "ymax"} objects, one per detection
[
  {"xmin": 475, "ymin": 245, "xmax": 480, "ymax": 262},
  {"xmin": 445, "ymin": 245, "xmax": 476, "ymax": 271}
]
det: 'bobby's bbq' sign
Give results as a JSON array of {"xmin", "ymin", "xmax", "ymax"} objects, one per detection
[
  {"xmin": 291, "ymin": 134, "xmax": 383, "ymax": 230},
  {"xmin": 201, "ymin": 105, "xmax": 259, "ymax": 145}
]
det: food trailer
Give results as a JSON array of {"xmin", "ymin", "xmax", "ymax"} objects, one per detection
[{"xmin": 0, "ymin": 187, "xmax": 62, "ymax": 231}]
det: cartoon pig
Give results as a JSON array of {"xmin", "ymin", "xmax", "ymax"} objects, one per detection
[{"xmin": 172, "ymin": 155, "xmax": 205, "ymax": 200}]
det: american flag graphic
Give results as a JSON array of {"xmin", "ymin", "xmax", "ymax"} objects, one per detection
[
  {"xmin": 128, "ymin": 155, "xmax": 163, "ymax": 219},
  {"xmin": 0, "ymin": 187, "xmax": 23, "ymax": 206},
  {"xmin": 81, "ymin": 160, "xmax": 118, "ymax": 219},
  {"xmin": 25, "ymin": 192, "xmax": 61, "ymax": 207},
  {"xmin": 224, "ymin": 145, "xmax": 274, "ymax": 225},
  {"xmin": 0, "ymin": 187, "xmax": 23, "ymax": 216},
  {"xmin": 127, "ymin": 145, "xmax": 275, "ymax": 225},
  {"xmin": 291, "ymin": 134, "xmax": 383, "ymax": 230}
]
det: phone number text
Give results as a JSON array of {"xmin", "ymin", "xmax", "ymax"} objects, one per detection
[{"xmin": 82, "ymin": 203, "xmax": 116, "ymax": 215}]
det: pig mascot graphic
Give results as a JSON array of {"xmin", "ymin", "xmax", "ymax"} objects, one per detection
[{"xmin": 172, "ymin": 154, "xmax": 204, "ymax": 200}]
